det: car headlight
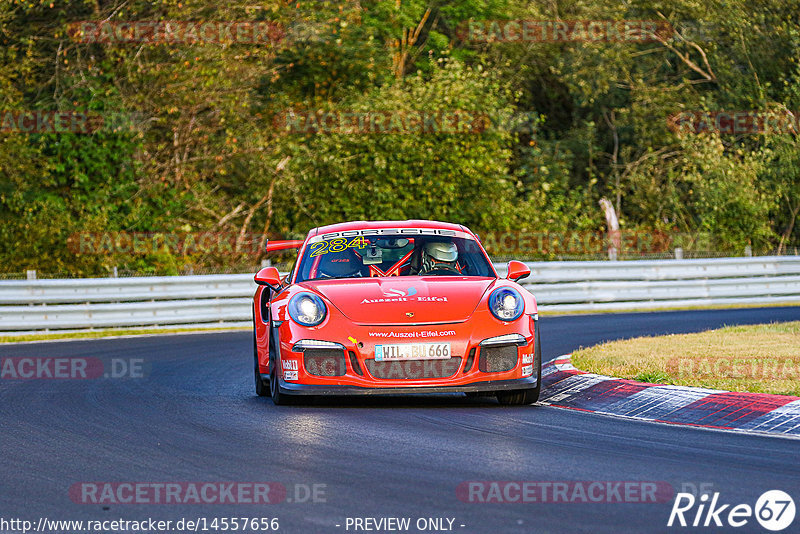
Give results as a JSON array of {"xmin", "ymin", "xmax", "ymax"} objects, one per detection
[
  {"xmin": 488, "ymin": 287, "xmax": 524, "ymax": 322},
  {"xmin": 288, "ymin": 292, "xmax": 327, "ymax": 326}
]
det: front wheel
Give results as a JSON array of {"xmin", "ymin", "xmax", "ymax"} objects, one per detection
[{"xmin": 496, "ymin": 326, "xmax": 542, "ymax": 406}]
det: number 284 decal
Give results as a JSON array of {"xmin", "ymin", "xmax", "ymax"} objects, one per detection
[{"xmin": 310, "ymin": 236, "xmax": 369, "ymax": 257}]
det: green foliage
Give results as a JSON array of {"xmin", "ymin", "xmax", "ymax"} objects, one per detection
[
  {"xmin": 677, "ymin": 134, "xmax": 773, "ymax": 250},
  {"xmin": 1, "ymin": 0, "xmax": 799, "ymax": 275},
  {"xmin": 273, "ymin": 58, "xmax": 517, "ymax": 233}
]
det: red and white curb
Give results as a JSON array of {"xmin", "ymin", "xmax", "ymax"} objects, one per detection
[{"xmin": 539, "ymin": 356, "xmax": 800, "ymax": 437}]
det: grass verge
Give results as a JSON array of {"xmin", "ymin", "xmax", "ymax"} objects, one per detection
[
  {"xmin": 543, "ymin": 301, "xmax": 800, "ymax": 316},
  {"xmin": 571, "ymin": 321, "xmax": 800, "ymax": 396}
]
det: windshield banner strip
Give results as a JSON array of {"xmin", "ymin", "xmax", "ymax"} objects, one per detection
[{"xmin": 310, "ymin": 228, "xmax": 472, "ymax": 243}]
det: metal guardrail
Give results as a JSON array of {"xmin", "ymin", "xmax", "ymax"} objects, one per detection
[{"xmin": 1, "ymin": 256, "xmax": 799, "ymax": 332}]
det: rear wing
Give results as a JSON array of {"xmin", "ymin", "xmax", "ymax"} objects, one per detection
[{"xmin": 265, "ymin": 240, "xmax": 304, "ymax": 253}]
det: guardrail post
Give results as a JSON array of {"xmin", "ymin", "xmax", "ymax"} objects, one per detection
[
  {"xmin": 674, "ymin": 248, "xmax": 684, "ymax": 260},
  {"xmin": 26, "ymin": 270, "xmax": 36, "ymax": 280}
]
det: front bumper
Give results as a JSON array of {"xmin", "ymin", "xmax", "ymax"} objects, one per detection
[
  {"xmin": 262, "ymin": 375, "xmax": 538, "ymax": 396},
  {"xmin": 258, "ymin": 307, "xmax": 540, "ymax": 393}
]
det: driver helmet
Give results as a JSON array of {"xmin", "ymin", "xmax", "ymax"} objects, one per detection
[{"xmin": 421, "ymin": 241, "xmax": 459, "ymax": 273}]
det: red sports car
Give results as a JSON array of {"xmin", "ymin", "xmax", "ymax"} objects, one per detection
[{"xmin": 252, "ymin": 220, "xmax": 541, "ymax": 405}]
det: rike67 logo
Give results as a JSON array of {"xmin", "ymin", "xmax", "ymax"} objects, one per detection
[{"xmin": 668, "ymin": 490, "xmax": 795, "ymax": 531}]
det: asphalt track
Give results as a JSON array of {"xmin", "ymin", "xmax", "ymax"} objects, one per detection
[{"xmin": 2, "ymin": 306, "xmax": 800, "ymax": 534}]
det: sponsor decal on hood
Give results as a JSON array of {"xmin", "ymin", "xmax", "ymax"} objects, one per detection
[{"xmin": 301, "ymin": 278, "xmax": 494, "ymax": 324}]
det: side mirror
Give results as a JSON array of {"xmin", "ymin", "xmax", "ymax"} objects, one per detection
[
  {"xmin": 506, "ymin": 260, "xmax": 530, "ymax": 282},
  {"xmin": 254, "ymin": 266, "xmax": 282, "ymax": 290}
]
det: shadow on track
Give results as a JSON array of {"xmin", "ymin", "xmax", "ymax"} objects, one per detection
[{"xmin": 243, "ymin": 393, "xmax": 538, "ymax": 409}]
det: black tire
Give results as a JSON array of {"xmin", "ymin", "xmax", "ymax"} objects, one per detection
[
  {"xmin": 268, "ymin": 329, "xmax": 294, "ymax": 406},
  {"xmin": 253, "ymin": 327, "xmax": 270, "ymax": 397},
  {"xmin": 255, "ymin": 365, "xmax": 270, "ymax": 397},
  {"xmin": 496, "ymin": 326, "xmax": 542, "ymax": 405},
  {"xmin": 496, "ymin": 387, "xmax": 539, "ymax": 405}
]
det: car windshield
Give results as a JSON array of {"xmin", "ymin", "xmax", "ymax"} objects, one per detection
[{"xmin": 295, "ymin": 231, "xmax": 495, "ymax": 282}]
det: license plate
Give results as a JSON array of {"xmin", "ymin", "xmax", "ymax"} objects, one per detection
[{"xmin": 374, "ymin": 343, "xmax": 451, "ymax": 361}]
